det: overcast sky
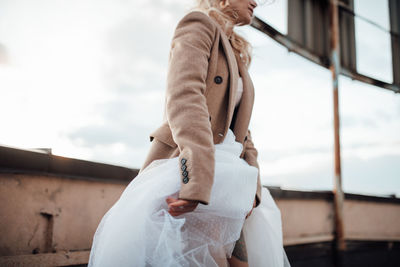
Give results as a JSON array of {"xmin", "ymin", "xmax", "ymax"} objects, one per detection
[{"xmin": 0, "ymin": 0, "xmax": 399, "ymax": 197}]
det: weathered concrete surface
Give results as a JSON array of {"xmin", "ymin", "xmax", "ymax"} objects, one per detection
[
  {"xmin": 278, "ymin": 199, "xmax": 335, "ymax": 245},
  {"xmin": 344, "ymin": 200, "xmax": 400, "ymax": 241},
  {"xmin": 0, "ymin": 173, "xmax": 125, "ymax": 256}
]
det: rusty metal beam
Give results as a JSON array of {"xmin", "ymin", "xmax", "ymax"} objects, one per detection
[
  {"xmin": 389, "ymin": 0, "xmax": 400, "ymax": 87},
  {"xmin": 251, "ymin": 16, "xmax": 331, "ymax": 68},
  {"xmin": 329, "ymin": 0, "xmax": 347, "ymax": 258},
  {"xmin": 250, "ymin": 17, "xmax": 400, "ymax": 94},
  {"xmin": 341, "ymin": 67, "xmax": 400, "ymax": 93}
]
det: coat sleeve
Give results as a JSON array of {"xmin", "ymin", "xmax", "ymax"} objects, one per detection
[
  {"xmin": 243, "ymin": 129, "xmax": 262, "ymax": 207},
  {"xmin": 165, "ymin": 11, "xmax": 217, "ymax": 205}
]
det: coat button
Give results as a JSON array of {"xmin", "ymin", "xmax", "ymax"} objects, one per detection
[
  {"xmin": 183, "ymin": 177, "xmax": 189, "ymax": 184},
  {"xmin": 214, "ymin": 76, "xmax": 223, "ymax": 84},
  {"xmin": 182, "ymin": 171, "xmax": 188, "ymax": 177},
  {"xmin": 181, "ymin": 165, "xmax": 187, "ymax": 171},
  {"xmin": 181, "ymin": 158, "xmax": 187, "ymax": 164}
]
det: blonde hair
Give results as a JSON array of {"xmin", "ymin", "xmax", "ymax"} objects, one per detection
[{"xmin": 190, "ymin": 0, "xmax": 253, "ymax": 67}]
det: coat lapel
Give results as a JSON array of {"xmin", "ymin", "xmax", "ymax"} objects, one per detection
[
  {"xmin": 214, "ymin": 22, "xmax": 254, "ymax": 145},
  {"xmin": 232, "ymin": 53, "xmax": 255, "ymax": 144},
  {"xmin": 218, "ymin": 27, "xmax": 239, "ymax": 135}
]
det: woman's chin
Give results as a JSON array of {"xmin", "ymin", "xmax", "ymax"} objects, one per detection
[{"xmin": 236, "ymin": 17, "xmax": 252, "ymax": 26}]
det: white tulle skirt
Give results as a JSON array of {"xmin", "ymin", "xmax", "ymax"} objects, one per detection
[{"xmin": 88, "ymin": 129, "xmax": 291, "ymax": 267}]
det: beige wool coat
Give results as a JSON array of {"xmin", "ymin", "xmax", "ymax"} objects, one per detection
[{"xmin": 140, "ymin": 10, "xmax": 262, "ymax": 207}]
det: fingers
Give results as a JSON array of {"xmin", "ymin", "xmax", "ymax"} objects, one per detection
[
  {"xmin": 169, "ymin": 199, "xmax": 198, "ymax": 209},
  {"xmin": 167, "ymin": 204, "xmax": 197, "ymax": 216},
  {"xmin": 168, "ymin": 206, "xmax": 196, "ymax": 216},
  {"xmin": 165, "ymin": 196, "xmax": 199, "ymax": 216},
  {"xmin": 165, "ymin": 196, "xmax": 176, "ymax": 205}
]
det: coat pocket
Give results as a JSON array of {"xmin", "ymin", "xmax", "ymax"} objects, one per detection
[{"xmin": 149, "ymin": 123, "xmax": 177, "ymax": 148}]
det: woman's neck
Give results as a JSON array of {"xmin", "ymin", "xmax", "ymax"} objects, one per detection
[{"xmin": 208, "ymin": 11, "xmax": 235, "ymax": 39}]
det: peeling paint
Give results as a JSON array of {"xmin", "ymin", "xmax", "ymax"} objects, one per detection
[{"xmin": 49, "ymin": 187, "xmax": 63, "ymax": 201}]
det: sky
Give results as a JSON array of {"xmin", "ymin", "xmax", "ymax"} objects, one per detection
[{"xmin": 0, "ymin": 0, "xmax": 399, "ymax": 197}]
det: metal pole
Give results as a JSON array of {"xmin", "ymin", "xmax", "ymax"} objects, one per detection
[{"xmin": 329, "ymin": 0, "xmax": 347, "ymax": 256}]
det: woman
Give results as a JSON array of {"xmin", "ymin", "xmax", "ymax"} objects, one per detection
[{"xmin": 88, "ymin": 0, "xmax": 290, "ymax": 266}]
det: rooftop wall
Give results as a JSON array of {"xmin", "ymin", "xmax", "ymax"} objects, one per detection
[{"xmin": 1, "ymin": 145, "xmax": 399, "ymax": 266}]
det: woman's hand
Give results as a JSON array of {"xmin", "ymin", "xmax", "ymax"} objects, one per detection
[
  {"xmin": 245, "ymin": 198, "xmax": 257, "ymax": 219},
  {"xmin": 166, "ymin": 196, "xmax": 199, "ymax": 217}
]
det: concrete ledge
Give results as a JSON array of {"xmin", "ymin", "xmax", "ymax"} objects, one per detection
[
  {"xmin": 0, "ymin": 145, "xmax": 138, "ymax": 183},
  {"xmin": 0, "ymin": 250, "xmax": 89, "ymax": 267}
]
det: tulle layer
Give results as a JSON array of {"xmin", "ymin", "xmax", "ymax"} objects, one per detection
[
  {"xmin": 88, "ymin": 129, "xmax": 290, "ymax": 267},
  {"xmin": 243, "ymin": 187, "xmax": 292, "ymax": 267}
]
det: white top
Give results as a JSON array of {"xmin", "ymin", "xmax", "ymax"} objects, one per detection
[{"xmin": 235, "ymin": 77, "xmax": 243, "ymax": 107}]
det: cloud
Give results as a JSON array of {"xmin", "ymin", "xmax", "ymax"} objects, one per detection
[
  {"xmin": 341, "ymin": 115, "xmax": 378, "ymax": 128},
  {"xmin": 67, "ymin": 91, "xmax": 164, "ymax": 147},
  {"xmin": 262, "ymin": 152, "xmax": 400, "ymax": 198},
  {"xmin": 0, "ymin": 43, "xmax": 8, "ymax": 64},
  {"xmin": 61, "ymin": 0, "xmax": 191, "ymax": 167},
  {"xmin": 102, "ymin": 5, "xmax": 179, "ymax": 94},
  {"xmin": 342, "ymin": 154, "xmax": 400, "ymax": 197},
  {"xmin": 261, "ymin": 153, "xmax": 334, "ymax": 190}
]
